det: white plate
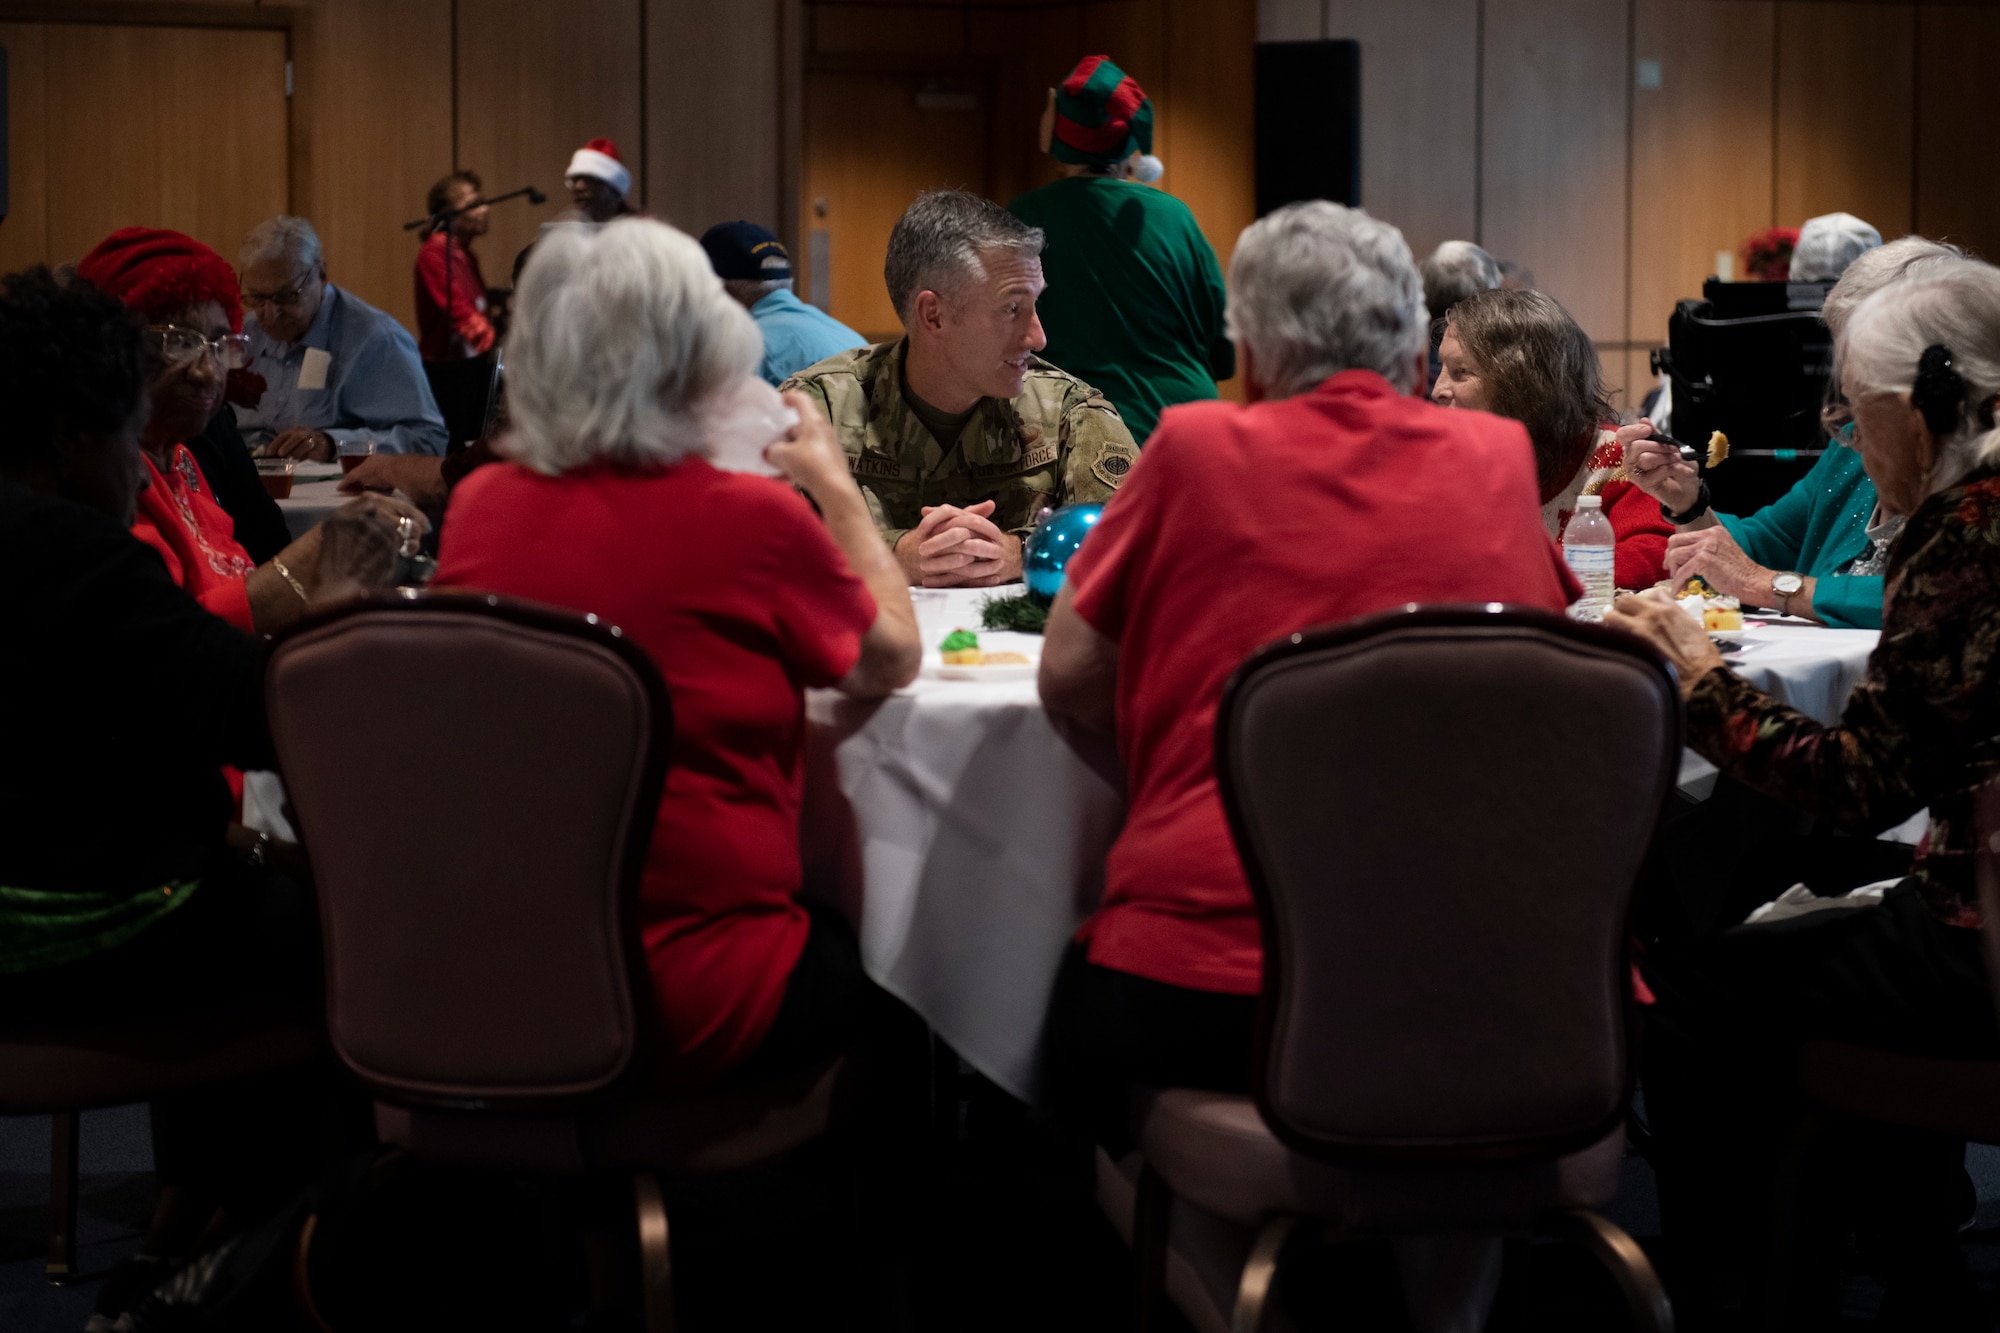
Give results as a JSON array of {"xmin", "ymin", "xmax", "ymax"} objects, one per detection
[
  {"xmin": 925, "ymin": 661, "xmax": 1037, "ymax": 682},
  {"xmin": 919, "ymin": 629, "xmax": 1042, "ymax": 682}
]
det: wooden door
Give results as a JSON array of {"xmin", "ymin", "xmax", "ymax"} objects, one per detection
[
  {"xmin": 800, "ymin": 70, "xmax": 990, "ymax": 343},
  {"xmin": 0, "ymin": 21, "xmax": 289, "ymax": 275}
]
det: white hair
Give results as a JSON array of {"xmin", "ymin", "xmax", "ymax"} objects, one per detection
[
  {"xmin": 505, "ymin": 218, "xmax": 761, "ymax": 474},
  {"xmin": 1840, "ymin": 262, "xmax": 2000, "ymax": 496},
  {"xmin": 240, "ymin": 215, "xmax": 323, "ymax": 274},
  {"xmin": 1819, "ymin": 235, "xmax": 1965, "ymax": 337},
  {"xmin": 1420, "ymin": 240, "xmax": 1500, "ymax": 322},
  {"xmin": 1790, "ymin": 212, "xmax": 1882, "ymax": 283},
  {"xmin": 1226, "ymin": 201, "xmax": 1427, "ymax": 397}
]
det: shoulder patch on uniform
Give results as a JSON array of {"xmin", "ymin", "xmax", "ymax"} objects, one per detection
[{"xmin": 1091, "ymin": 450, "xmax": 1136, "ymax": 489}]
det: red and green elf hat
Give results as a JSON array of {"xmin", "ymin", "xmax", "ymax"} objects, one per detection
[{"xmin": 1051, "ymin": 55, "xmax": 1153, "ymax": 167}]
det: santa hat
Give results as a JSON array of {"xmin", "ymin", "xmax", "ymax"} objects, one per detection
[
  {"xmin": 565, "ymin": 137, "xmax": 631, "ymax": 200},
  {"xmin": 1052, "ymin": 55, "xmax": 1160, "ymax": 180},
  {"xmin": 76, "ymin": 226, "xmax": 242, "ymax": 332}
]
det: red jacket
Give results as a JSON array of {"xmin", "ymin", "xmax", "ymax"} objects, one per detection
[
  {"xmin": 131, "ymin": 444, "xmax": 255, "ymax": 631},
  {"xmin": 414, "ymin": 232, "xmax": 494, "ymax": 361}
]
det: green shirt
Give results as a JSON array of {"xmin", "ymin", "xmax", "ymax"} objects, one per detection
[
  {"xmin": 783, "ymin": 338, "xmax": 1139, "ymax": 551},
  {"xmin": 1009, "ymin": 176, "xmax": 1234, "ymax": 443},
  {"xmin": 1717, "ymin": 437, "xmax": 1883, "ymax": 629}
]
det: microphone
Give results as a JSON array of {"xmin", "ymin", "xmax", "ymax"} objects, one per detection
[{"xmin": 527, "ymin": 187, "xmax": 547, "ymax": 206}]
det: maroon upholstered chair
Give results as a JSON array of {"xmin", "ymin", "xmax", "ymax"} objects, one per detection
[
  {"xmin": 1123, "ymin": 605, "xmax": 1680, "ymax": 1333},
  {"xmin": 1764, "ymin": 779, "xmax": 2000, "ymax": 1325},
  {"xmin": 266, "ymin": 593, "xmax": 841, "ymax": 1330},
  {"xmin": 0, "ymin": 1012, "xmax": 319, "ymax": 1281}
]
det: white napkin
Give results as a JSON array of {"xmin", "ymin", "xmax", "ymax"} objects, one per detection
[
  {"xmin": 704, "ymin": 376, "xmax": 796, "ymax": 477},
  {"xmin": 1742, "ymin": 878, "xmax": 1897, "ymax": 926}
]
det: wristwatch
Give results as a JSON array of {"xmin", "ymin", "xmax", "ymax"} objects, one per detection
[{"xmin": 1771, "ymin": 571, "xmax": 1805, "ymax": 615}]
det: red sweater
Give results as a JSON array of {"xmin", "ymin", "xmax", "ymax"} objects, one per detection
[{"xmin": 1549, "ymin": 434, "xmax": 1673, "ymax": 590}]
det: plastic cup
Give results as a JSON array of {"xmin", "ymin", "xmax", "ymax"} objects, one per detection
[
  {"xmin": 338, "ymin": 440, "xmax": 376, "ymax": 473},
  {"xmin": 257, "ymin": 459, "xmax": 295, "ymax": 499}
]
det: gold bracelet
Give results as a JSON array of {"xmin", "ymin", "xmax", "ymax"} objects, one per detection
[{"xmin": 270, "ymin": 556, "xmax": 310, "ymax": 605}]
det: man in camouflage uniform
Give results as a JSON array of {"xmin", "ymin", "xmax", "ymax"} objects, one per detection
[{"xmin": 784, "ymin": 189, "xmax": 1138, "ymax": 586}]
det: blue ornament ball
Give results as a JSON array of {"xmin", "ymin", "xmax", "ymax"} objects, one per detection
[{"xmin": 1023, "ymin": 502, "xmax": 1104, "ymax": 605}]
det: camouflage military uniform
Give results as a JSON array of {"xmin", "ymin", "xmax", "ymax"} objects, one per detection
[{"xmin": 782, "ymin": 339, "xmax": 1139, "ymax": 551}]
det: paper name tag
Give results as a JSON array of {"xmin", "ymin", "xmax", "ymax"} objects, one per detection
[{"xmin": 298, "ymin": 348, "xmax": 331, "ymax": 391}]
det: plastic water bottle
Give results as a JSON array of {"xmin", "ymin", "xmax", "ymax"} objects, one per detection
[{"xmin": 1562, "ymin": 494, "xmax": 1616, "ymax": 621}]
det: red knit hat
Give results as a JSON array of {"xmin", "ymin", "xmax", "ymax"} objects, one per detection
[{"xmin": 76, "ymin": 227, "xmax": 242, "ymax": 332}]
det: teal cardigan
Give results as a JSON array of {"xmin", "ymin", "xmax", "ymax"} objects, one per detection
[{"xmin": 1716, "ymin": 440, "xmax": 1881, "ymax": 629}]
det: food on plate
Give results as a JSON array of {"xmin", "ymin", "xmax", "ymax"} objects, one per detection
[
  {"xmin": 938, "ymin": 627, "xmax": 1032, "ymax": 668},
  {"xmin": 940, "ymin": 628, "xmax": 983, "ymax": 665},
  {"xmin": 1675, "ymin": 579, "xmax": 1743, "ymax": 631},
  {"xmin": 1706, "ymin": 429, "xmax": 1730, "ymax": 468}
]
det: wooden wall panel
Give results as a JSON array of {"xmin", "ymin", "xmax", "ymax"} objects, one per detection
[
  {"xmin": 44, "ymin": 25, "xmax": 289, "ymax": 271},
  {"xmin": 0, "ymin": 24, "xmax": 49, "ymax": 281},
  {"xmin": 1480, "ymin": 0, "xmax": 1630, "ymax": 343},
  {"xmin": 1257, "ymin": 0, "xmax": 1319, "ymax": 43},
  {"xmin": 1159, "ymin": 0, "xmax": 1255, "ymax": 394},
  {"xmin": 455, "ymin": 0, "xmax": 644, "ymax": 288},
  {"xmin": 1915, "ymin": 5, "xmax": 2000, "ymax": 261},
  {"xmin": 284, "ymin": 0, "xmax": 453, "ymax": 331},
  {"xmin": 802, "ymin": 69, "xmax": 991, "ymax": 339},
  {"xmin": 1775, "ymin": 1, "xmax": 1913, "ymax": 239},
  {"xmin": 1630, "ymin": 0, "xmax": 1775, "ymax": 350},
  {"xmin": 1323, "ymin": 0, "xmax": 1479, "ymax": 267},
  {"xmin": 811, "ymin": 4, "xmax": 965, "ymax": 55},
  {"xmin": 648, "ymin": 0, "xmax": 784, "ymax": 237},
  {"xmin": 966, "ymin": 4, "xmax": 1085, "ymax": 210}
]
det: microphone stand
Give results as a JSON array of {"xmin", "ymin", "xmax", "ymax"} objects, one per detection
[{"xmin": 405, "ymin": 185, "xmax": 546, "ymax": 357}]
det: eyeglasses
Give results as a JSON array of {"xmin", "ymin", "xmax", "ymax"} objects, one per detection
[
  {"xmin": 241, "ymin": 273, "xmax": 316, "ymax": 311},
  {"xmin": 146, "ymin": 325, "xmax": 252, "ymax": 371}
]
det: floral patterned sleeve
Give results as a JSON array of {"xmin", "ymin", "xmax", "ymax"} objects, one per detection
[{"xmin": 1684, "ymin": 474, "xmax": 2000, "ymax": 852}]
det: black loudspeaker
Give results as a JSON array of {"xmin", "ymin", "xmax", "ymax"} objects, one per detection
[{"xmin": 1255, "ymin": 40, "xmax": 1360, "ymax": 215}]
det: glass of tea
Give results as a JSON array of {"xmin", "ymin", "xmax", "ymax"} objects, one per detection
[
  {"xmin": 257, "ymin": 459, "xmax": 295, "ymax": 499},
  {"xmin": 338, "ymin": 440, "xmax": 376, "ymax": 473}
]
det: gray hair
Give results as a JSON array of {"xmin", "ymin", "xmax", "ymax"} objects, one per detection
[
  {"xmin": 884, "ymin": 190, "xmax": 1045, "ymax": 324},
  {"xmin": 505, "ymin": 217, "xmax": 760, "ymax": 474},
  {"xmin": 724, "ymin": 277, "xmax": 791, "ymax": 307},
  {"xmin": 1820, "ymin": 235, "xmax": 1966, "ymax": 337},
  {"xmin": 240, "ymin": 215, "xmax": 323, "ymax": 274},
  {"xmin": 1839, "ymin": 262, "xmax": 2000, "ymax": 495},
  {"xmin": 1226, "ymin": 201, "xmax": 1428, "ymax": 397},
  {"xmin": 1420, "ymin": 240, "xmax": 1500, "ymax": 322}
]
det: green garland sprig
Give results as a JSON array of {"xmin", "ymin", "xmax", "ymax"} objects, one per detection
[{"xmin": 978, "ymin": 593, "xmax": 1047, "ymax": 634}]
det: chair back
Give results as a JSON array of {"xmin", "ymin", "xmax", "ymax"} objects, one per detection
[
  {"xmin": 266, "ymin": 593, "xmax": 670, "ymax": 1113},
  {"xmin": 1215, "ymin": 605, "xmax": 1680, "ymax": 1166},
  {"xmin": 1978, "ymin": 779, "xmax": 2000, "ymax": 1028}
]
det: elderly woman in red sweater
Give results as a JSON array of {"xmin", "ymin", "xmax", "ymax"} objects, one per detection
[
  {"xmin": 75, "ymin": 227, "xmax": 423, "ymax": 632},
  {"xmin": 1433, "ymin": 288, "xmax": 1672, "ymax": 589}
]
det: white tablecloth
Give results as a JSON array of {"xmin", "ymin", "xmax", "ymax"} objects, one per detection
[
  {"xmin": 802, "ymin": 587, "xmax": 1122, "ymax": 1105},
  {"xmin": 275, "ymin": 472, "xmax": 348, "ymax": 539},
  {"xmin": 1674, "ymin": 619, "xmax": 1877, "ymax": 795}
]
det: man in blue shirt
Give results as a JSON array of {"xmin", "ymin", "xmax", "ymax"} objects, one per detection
[
  {"xmin": 699, "ymin": 221, "xmax": 863, "ymax": 386},
  {"xmin": 235, "ymin": 216, "xmax": 449, "ymax": 459}
]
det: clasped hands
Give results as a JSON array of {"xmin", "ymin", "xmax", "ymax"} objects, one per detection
[{"xmin": 895, "ymin": 501, "xmax": 1023, "ymax": 588}]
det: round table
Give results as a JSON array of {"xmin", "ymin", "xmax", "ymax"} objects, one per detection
[
  {"xmin": 274, "ymin": 466, "xmax": 349, "ymax": 540},
  {"xmin": 245, "ymin": 591, "xmax": 1890, "ymax": 1108}
]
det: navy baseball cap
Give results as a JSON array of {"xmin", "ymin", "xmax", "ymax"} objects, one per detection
[{"xmin": 700, "ymin": 221, "xmax": 792, "ymax": 281}]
